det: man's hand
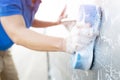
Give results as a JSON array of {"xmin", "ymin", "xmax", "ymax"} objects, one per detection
[
  {"xmin": 56, "ymin": 5, "xmax": 68, "ymax": 25},
  {"xmin": 65, "ymin": 23, "xmax": 97, "ymax": 53}
]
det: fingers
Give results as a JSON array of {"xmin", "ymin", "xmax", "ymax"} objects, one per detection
[
  {"xmin": 65, "ymin": 22, "xmax": 98, "ymax": 53},
  {"xmin": 59, "ymin": 5, "xmax": 67, "ymax": 18},
  {"xmin": 75, "ymin": 22, "xmax": 91, "ymax": 28},
  {"xmin": 58, "ymin": 5, "xmax": 68, "ymax": 22}
]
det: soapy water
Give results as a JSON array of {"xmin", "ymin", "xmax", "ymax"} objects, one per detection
[
  {"xmin": 96, "ymin": 60, "xmax": 120, "ymax": 80},
  {"xmin": 96, "ymin": 35, "xmax": 120, "ymax": 80}
]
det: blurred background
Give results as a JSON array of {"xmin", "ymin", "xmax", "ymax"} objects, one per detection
[{"xmin": 11, "ymin": 0, "xmax": 120, "ymax": 80}]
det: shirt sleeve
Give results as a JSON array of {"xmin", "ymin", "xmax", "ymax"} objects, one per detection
[{"xmin": 0, "ymin": 0, "xmax": 22, "ymax": 17}]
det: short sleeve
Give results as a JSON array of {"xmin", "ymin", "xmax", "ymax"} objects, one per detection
[{"xmin": 0, "ymin": 0, "xmax": 22, "ymax": 17}]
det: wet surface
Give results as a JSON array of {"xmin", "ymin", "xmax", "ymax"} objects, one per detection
[{"xmin": 72, "ymin": 0, "xmax": 120, "ymax": 80}]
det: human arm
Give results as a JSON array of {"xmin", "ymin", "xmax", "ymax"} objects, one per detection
[
  {"xmin": 32, "ymin": 5, "xmax": 67, "ymax": 28},
  {"xmin": 32, "ymin": 19, "xmax": 60, "ymax": 28},
  {"xmin": 1, "ymin": 14, "xmax": 95, "ymax": 53},
  {"xmin": 0, "ymin": 15, "xmax": 66, "ymax": 52}
]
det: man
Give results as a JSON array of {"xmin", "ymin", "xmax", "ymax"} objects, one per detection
[{"xmin": 0, "ymin": 0, "xmax": 93, "ymax": 80}]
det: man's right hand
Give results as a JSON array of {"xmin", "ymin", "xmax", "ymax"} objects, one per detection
[{"xmin": 65, "ymin": 23, "xmax": 96, "ymax": 54}]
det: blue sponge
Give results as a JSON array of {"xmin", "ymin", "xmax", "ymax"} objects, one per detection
[
  {"xmin": 72, "ymin": 5, "xmax": 102, "ymax": 70},
  {"xmin": 79, "ymin": 5, "xmax": 102, "ymax": 27}
]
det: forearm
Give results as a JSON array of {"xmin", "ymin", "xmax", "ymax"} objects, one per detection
[
  {"xmin": 14, "ymin": 28, "xmax": 66, "ymax": 52},
  {"xmin": 32, "ymin": 19, "xmax": 60, "ymax": 28},
  {"xmin": 0, "ymin": 15, "xmax": 65, "ymax": 52}
]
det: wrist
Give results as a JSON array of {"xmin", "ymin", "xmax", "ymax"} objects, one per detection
[
  {"xmin": 61, "ymin": 38, "xmax": 66, "ymax": 52},
  {"xmin": 54, "ymin": 20, "xmax": 61, "ymax": 25}
]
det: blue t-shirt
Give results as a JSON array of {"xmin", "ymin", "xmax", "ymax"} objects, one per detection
[{"xmin": 0, "ymin": 0, "xmax": 41, "ymax": 50}]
